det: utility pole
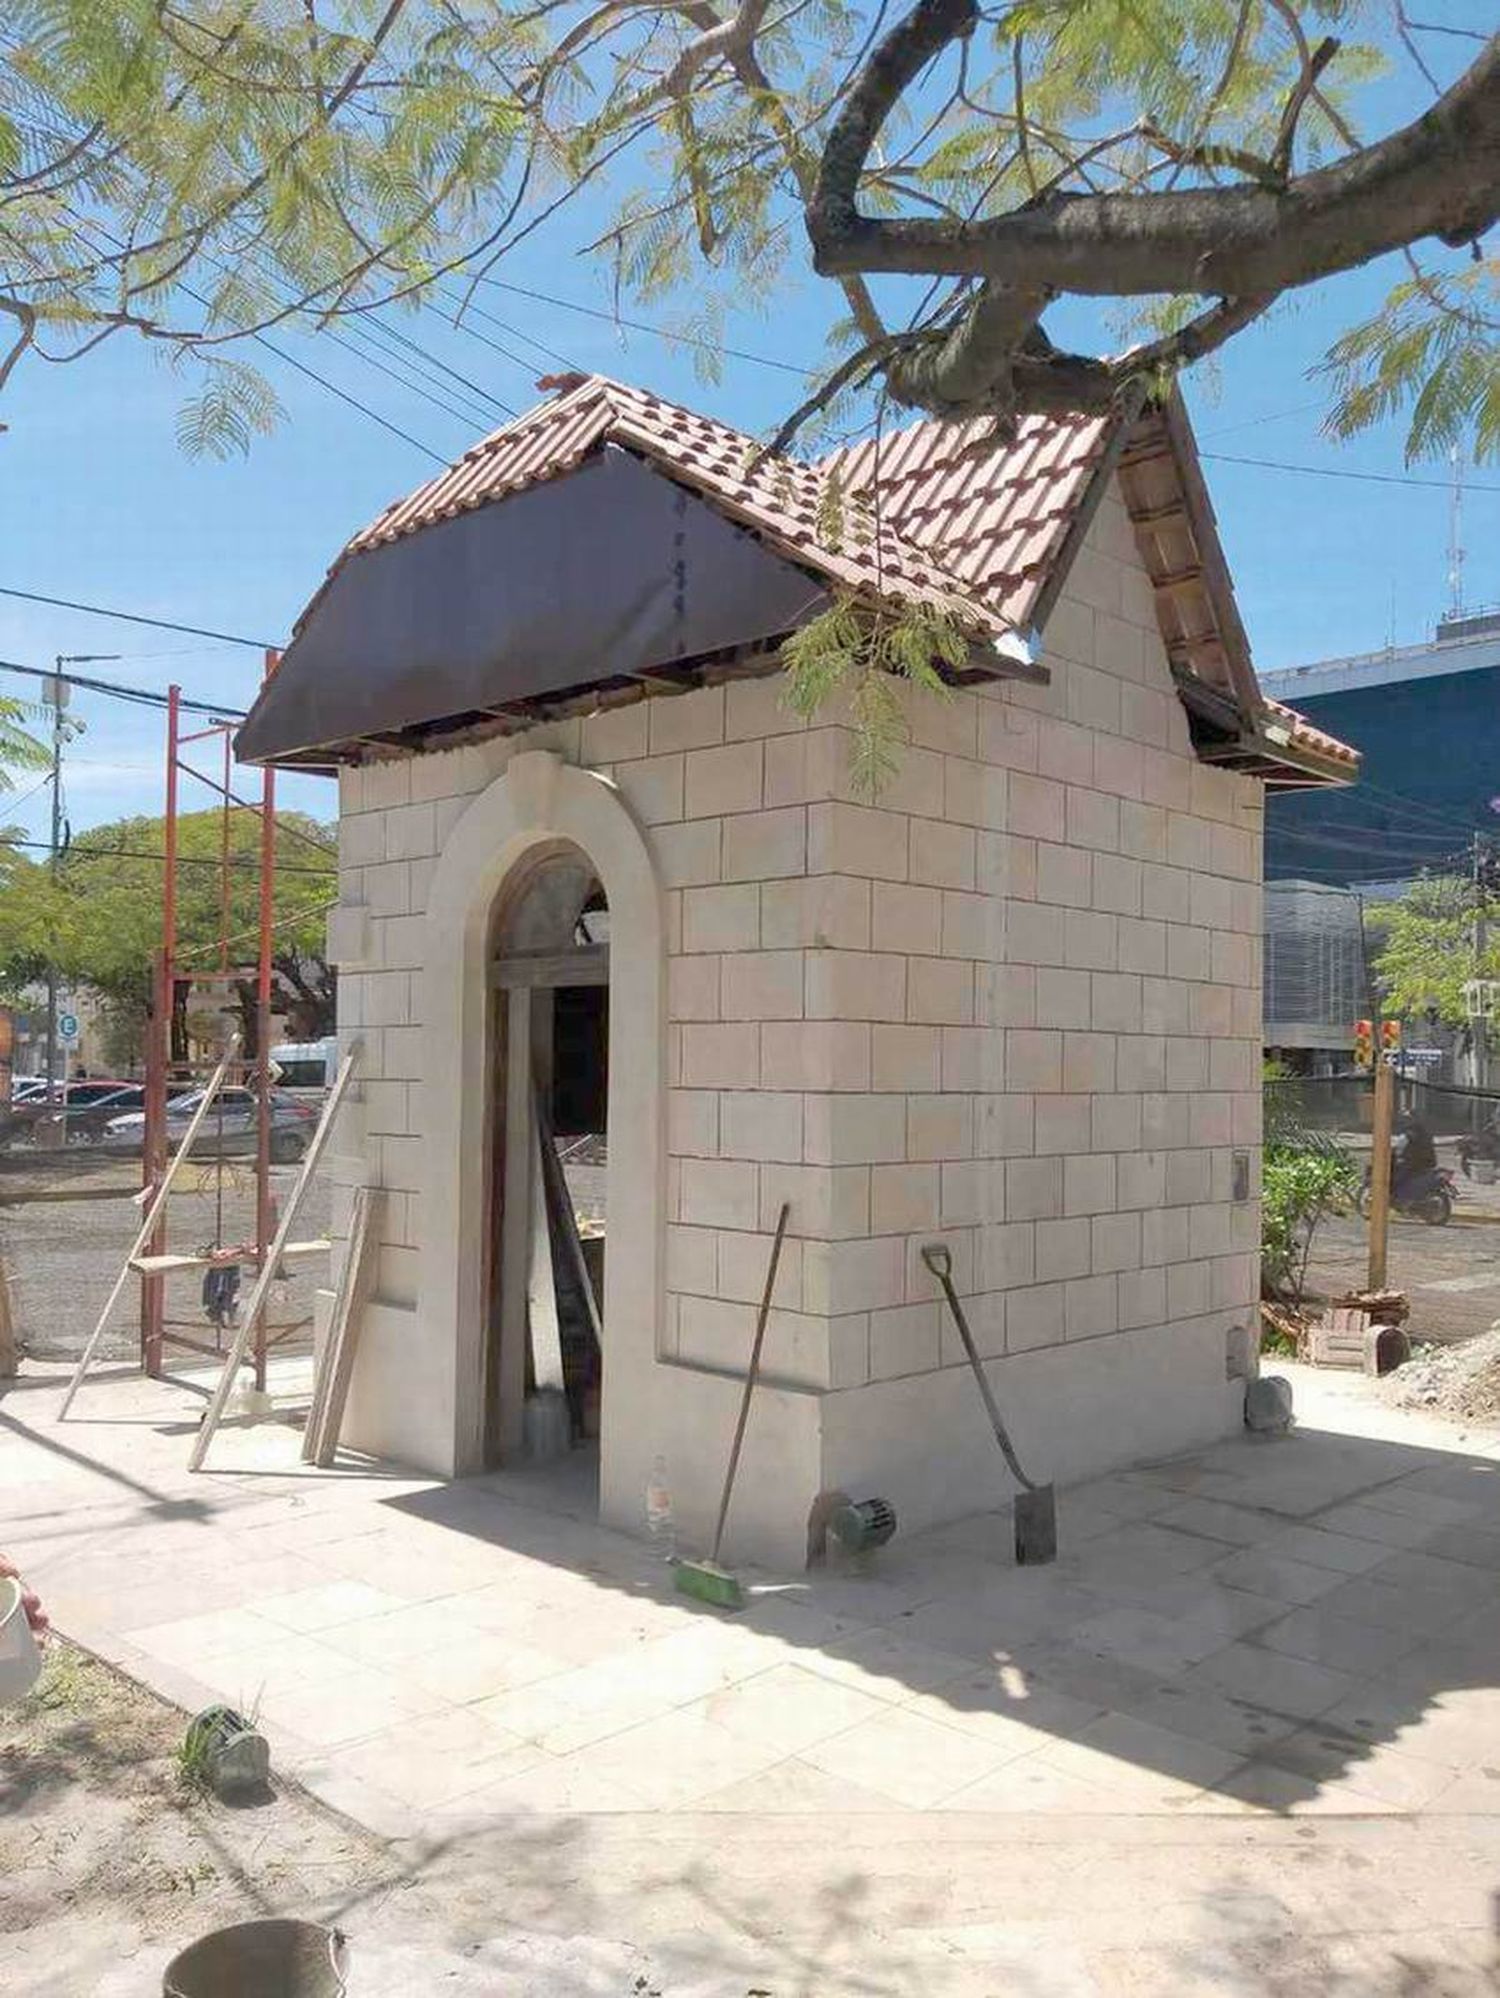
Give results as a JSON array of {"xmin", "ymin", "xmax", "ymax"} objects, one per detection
[
  {"xmin": 42, "ymin": 668, "xmax": 64, "ymax": 1117},
  {"xmin": 1473, "ymin": 831, "xmax": 1491, "ymax": 1095},
  {"xmin": 1367, "ymin": 1050, "xmax": 1396, "ymax": 1294},
  {"xmin": 43, "ymin": 657, "xmax": 110, "ymax": 1138}
]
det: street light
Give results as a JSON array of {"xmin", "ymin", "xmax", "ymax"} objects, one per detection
[{"xmin": 41, "ymin": 656, "xmax": 115, "ymax": 1136}]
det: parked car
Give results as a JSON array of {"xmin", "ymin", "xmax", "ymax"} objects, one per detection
[
  {"xmin": 62, "ymin": 1084, "xmax": 150, "ymax": 1145},
  {"xmin": 9, "ymin": 1079, "xmax": 143, "ymax": 1142},
  {"xmin": 100, "ymin": 1087, "xmax": 319, "ymax": 1163}
]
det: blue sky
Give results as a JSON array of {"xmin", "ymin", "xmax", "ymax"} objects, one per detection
[{"xmin": 1, "ymin": 14, "xmax": 1495, "ymax": 846}]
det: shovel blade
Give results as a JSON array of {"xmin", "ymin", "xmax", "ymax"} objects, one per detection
[{"xmin": 1013, "ymin": 1485, "xmax": 1057, "ymax": 1566}]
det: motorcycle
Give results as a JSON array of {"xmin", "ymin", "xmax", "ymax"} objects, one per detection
[
  {"xmin": 1355, "ymin": 1164, "xmax": 1457, "ymax": 1226},
  {"xmin": 1457, "ymin": 1126, "xmax": 1500, "ymax": 1178}
]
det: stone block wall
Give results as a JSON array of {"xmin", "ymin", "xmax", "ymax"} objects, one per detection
[{"xmin": 323, "ymin": 476, "xmax": 1261, "ymax": 1550}]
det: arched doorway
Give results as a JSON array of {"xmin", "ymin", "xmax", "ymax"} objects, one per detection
[
  {"xmin": 487, "ymin": 844, "xmax": 609, "ymax": 1487},
  {"xmin": 417, "ymin": 751, "xmax": 666, "ymax": 1534}
]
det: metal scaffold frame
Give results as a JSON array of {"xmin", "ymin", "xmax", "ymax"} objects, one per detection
[
  {"xmin": 139, "ymin": 656, "xmax": 279, "ymax": 1389},
  {"xmin": 60, "ymin": 653, "xmax": 352, "ymax": 1440}
]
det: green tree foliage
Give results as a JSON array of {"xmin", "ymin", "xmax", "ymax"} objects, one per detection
[
  {"xmin": 1261, "ymin": 1141, "xmax": 1357, "ymax": 1303},
  {"xmin": 1367, "ymin": 873, "xmax": 1500, "ymax": 1027},
  {"xmin": 782, "ymin": 596, "xmax": 970, "ymax": 795},
  {"xmin": 1, "ymin": 3, "xmax": 1495, "ymax": 460},
  {"xmin": 0, "ymin": 698, "xmax": 47, "ymax": 793},
  {"xmin": 0, "ymin": 807, "xmax": 336, "ymax": 1064}
]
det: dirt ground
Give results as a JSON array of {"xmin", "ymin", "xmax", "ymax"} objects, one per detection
[
  {"xmin": 0, "ymin": 1641, "xmax": 398, "ymax": 1996},
  {"xmin": 0, "ymin": 1158, "xmax": 331, "ymax": 1366},
  {"xmin": 0, "ymin": 1642, "xmax": 691, "ymax": 1996},
  {"xmin": 1302, "ymin": 1207, "xmax": 1500, "ymax": 1344}
]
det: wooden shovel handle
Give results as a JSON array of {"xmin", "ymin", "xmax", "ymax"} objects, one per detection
[{"xmin": 709, "ymin": 1201, "xmax": 790, "ymax": 1566}]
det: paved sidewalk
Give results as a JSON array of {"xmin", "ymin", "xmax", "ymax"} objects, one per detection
[{"xmin": 5, "ymin": 1357, "xmax": 1500, "ymax": 1992}]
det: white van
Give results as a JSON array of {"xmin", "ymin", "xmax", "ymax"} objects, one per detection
[{"xmin": 270, "ymin": 1036, "xmax": 337, "ymax": 1090}]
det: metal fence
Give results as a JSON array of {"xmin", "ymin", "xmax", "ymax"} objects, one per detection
[{"xmin": 1267, "ymin": 1071, "xmax": 1500, "ymax": 1143}]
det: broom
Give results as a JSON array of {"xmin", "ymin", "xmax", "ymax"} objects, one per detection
[{"xmin": 675, "ymin": 1201, "xmax": 790, "ymax": 1610}]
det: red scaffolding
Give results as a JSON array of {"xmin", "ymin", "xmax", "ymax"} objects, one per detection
[{"xmin": 138, "ymin": 655, "xmax": 279, "ymax": 1388}]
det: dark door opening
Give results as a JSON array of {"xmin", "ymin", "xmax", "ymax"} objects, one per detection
[{"xmin": 485, "ymin": 850, "xmax": 608, "ymax": 1486}]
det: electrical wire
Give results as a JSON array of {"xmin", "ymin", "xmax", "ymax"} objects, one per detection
[
  {"xmin": 480, "ymin": 277, "xmax": 810, "ymax": 378},
  {"xmin": 0, "ymin": 657, "xmax": 248, "ymax": 717},
  {"xmin": 1197, "ymin": 398, "xmax": 1326, "ymax": 441},
  {"xmin": 436, "ymin": 287, "xmax": 582, "ymax": 381},
  {"xmin": 12, "ymin": 46, "xmax": 1500, "ymax": 498},
  {"xmin": 1340, "ymin": 779, "xmax": 1493, "ymax": 839},
  {"xmin": 1270, "ymin": 829, "xmax": 1473, "ymax": 873},
  {"xmin": 0, "ymin": 593, "xmax": 274, "ymax": 654},
  {"xmin": 8, "ymin": 101, "xmax": 480, "ymax": 460},
  {"xmin": 1203, "ymin": 451, "xmax": 1500, "ymax": 495},
  {"xmin": 1, "ymin": 835, "xmax": 334, "ymax": 874},
  {"xmin": 1272, "ymin": 821, "xmax": 1472, "ymax": 854},
  {"xmin": 0, "ymin": 771, "xmax": 56, "ymax": 818},
  {"xmin": 91, "ymin": 645, "xmax": 242, "ymax": 662}
]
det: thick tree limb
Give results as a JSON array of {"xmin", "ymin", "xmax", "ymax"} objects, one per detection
[
  {"xmin": 887, "ymin": 289, "xmax": 1274, "ymax": 420},
  {"xmin": 885, "ymin": 279, "xmax": 1050, "ymax": 415},
  {"xmin": 810, "ymin": 10, "xmax": 1500, "ymax": 300}
]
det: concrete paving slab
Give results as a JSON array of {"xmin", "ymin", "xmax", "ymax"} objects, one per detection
[{"xmin": 8, "ymin": 1356, "xmax": 1500, "ymax": 1992}]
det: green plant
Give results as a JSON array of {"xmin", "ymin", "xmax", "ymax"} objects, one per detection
[
  {"xmin": 1262, "ymin": 1142, "xmax": 1359, "ymax": 1305},
  {"xmin": 780, "ymin": 594, "xmax": 968, "ymax": 795},
  {"xmin": 3, "ymin": 7, "xmax": 1495, "ymax": 464},
  {"xmin": 27, "ymin": 1643, "xmax": 86, "ymax": 1711},
  {"xmin": 174, "ymin": 1719, "xmax": 216, "ymax": 1794}
]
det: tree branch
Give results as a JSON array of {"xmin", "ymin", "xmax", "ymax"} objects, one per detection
[
  {"xmin": 1271, "ymin": 33, "xmax": 1341, "ymax": 179},
  {"xmin": 810, "ymin": 16, "xmax": 1500, "ymax": 302},
  {"xmin": 756, "ymin": 327, "xmax": 923, "ymax": 457},
  {"xmin": 0, "ymin": 297, "xmax": 36, "ymax": 396}
]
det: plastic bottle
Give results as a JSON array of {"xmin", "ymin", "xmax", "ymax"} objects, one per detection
[{"xmin": 645, "ymin": 1454, "xmax": 676, "ymax": 1560}]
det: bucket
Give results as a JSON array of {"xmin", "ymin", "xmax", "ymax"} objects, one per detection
[
  {"xmin": 523, "ymin": 1386, "xmax": 570, "ymax": 1460},
  {"xmin": 163, "ymin": 1919, "xmax": 347, "ymax": 1998},
  {"xmin": 0, "ymin": 1576, "xmax": 42, "ymax": 1707}
]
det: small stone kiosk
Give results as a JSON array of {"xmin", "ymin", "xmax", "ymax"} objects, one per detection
[{"xmin": 237, "ymin": 373, "xmax": 1357, "ymax": 1567}]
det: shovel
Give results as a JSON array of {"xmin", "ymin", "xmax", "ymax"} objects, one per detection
[{"xmin": 921, "ymin": 1242, "xmax": 1057, "ymax": 1565}]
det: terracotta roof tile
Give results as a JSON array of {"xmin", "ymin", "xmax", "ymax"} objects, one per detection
[
  {"xmin": 1262, "ymin": 695, "xmax": 1360, "ymax": 767},
  {"xmin": 300, "ymin": 371, "xmax": 1358, "ymax": 787},
  {"xmin": 825, "ymin": 409, "xmax": 1112, "ymax": 626},
  {"xmin": 337, "ymin": 374, "xmax": 1009, "ymax": 640}
]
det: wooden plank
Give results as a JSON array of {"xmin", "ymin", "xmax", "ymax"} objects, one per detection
[
  {"xmin": 303, "ymin": 1187, "xmax": 382, "ymax": 1467},
  {"xmin": 189, "ymin": 1044, "xmax": 362, "ymax": 1471},
  {"xmin": 129, "ymin": 1239, "xmax": 331, "ymax": 1277},
  {"xmin": 535, "ymin": 1086, "xmax": 602, "ymax": 1350},
  {"xmin": 58, "ymin": 1042, "xmax": 239, "ymax": 1420},
  {"xmin": 0, "ymin": 1250, "xmax": 14, "ymax": 1379},
  {"xmin": 490, "ymin": 943, "xmax": 609, "ymax": 990},
  {"xmin": 495, "ymin": 986, "xmax": 533, "ymax": 1460},
  {"xmin": 300, "ymin": 1207, "xmax": 351, "ymax": 1460},
  {"xmin": 130, "ymin": 1253, "xmax": 227, "ymax": 1277},
  {"xmin": 526, "ymin": 1119, "xmax": 566, "ymax": 1393}
]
